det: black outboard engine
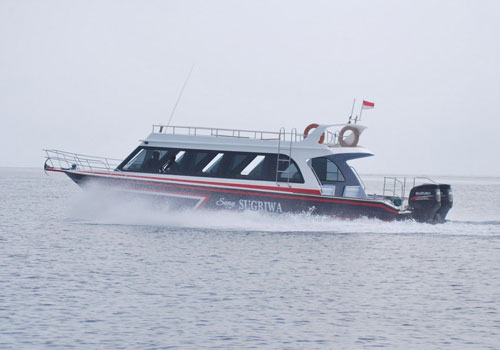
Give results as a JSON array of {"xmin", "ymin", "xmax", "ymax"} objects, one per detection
[
  {"xmin": 408, "ymin": 184, "xmax": 441, "ymax": 223},
  {"xmin": 434, "ymin": 184, "xmax": 453, "ymax": 223}
]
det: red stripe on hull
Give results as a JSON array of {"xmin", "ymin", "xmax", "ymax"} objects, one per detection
[
  {"xmin": 59, "ymin": 170, "xmax": 400, "ymax": 215},
  {"xmin": 75, "ymin": 170, "xmax": 322, "ymax": 196}
]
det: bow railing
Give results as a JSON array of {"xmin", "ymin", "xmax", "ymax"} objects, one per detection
[{"xmin": 44, "ymin": 149, "xmax": 122, "ymax": 172}]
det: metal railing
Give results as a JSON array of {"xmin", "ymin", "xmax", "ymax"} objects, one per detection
[
  {"xmin": 383, "ymin": 177, "xmax": 407, "ymax": 205},
  {"xmin": 152, "ymin": 124, "xmax": 306, "ymax": 143},
  {"xmin": 381, "ymin": 176, "xmax": 438, "ymax": 207},
  {"xmin": 325, "ymin": 130, "xmax": 339, "ymax": 146},
  {"xmin": 152, "ymin": 124, "xmax": 347, "ymax": 147},
  {"xmin": 153, "ymin": 124, "xmax": 352, "ymax": 147},
  {"xmin": 44, "ymin": 149, "xmax": 122, "ymax": 172}
]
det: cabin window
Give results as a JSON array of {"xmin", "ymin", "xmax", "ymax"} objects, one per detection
[
  {"xmin": 161, "ymin": 150, "xmax": 185, "ymax": 173},
  {"xmin": 122, "ymin": 149, "xmax": 147, "ymax": 171},
  {"xmin": 278, "ymin": 161, "xmax": 302, "ymax": 182},
  {"xmin": 310, "ymin": 157, "xmax": 345, "ymax": 184},
  {"xmin": 142, "ymin": 149, "xmax": 169, "ymax": 173},
  {"xmin": 202, "ymin": 153, "xmax": 224, "ymax": 174},
  {"xmin": 241, "ymin": 155, "xmax": 265, "ymax": 176},
  {"xmin": 119, "ymin": 147, "xmax": 304, "ymax": 183},
  {"xmin": 229, "ymin": 154, "xmax": 253, "ymax": 173},
  {"xmin": 175, "ymin": 151, "xmax": 185, "ymax": 162},
  {"xmin": 166, "ymin": 150, "xmax": 215, "ymax": 175},
  {"xmin": 122, "ymin": 148, "xmax": 169, "ymax": 173}
]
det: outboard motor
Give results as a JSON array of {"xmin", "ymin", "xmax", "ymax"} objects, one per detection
[
  {"xmin": 408, "ymin": 184, "xmax": 441, "ymax": 223},
  {"xmin": 434, "ymin": 184, "xmax": 453, "ymax": 223}
]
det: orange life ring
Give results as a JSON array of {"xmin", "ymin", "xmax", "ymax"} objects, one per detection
[
  {"xmin": 338, "ymin": 126, "xmax": 360, "ymax": 147},
  {"xmin": 303, "ymin": 123, "xmax": 325, "ymax": 144}
]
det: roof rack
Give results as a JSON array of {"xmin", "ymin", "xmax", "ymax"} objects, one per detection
[{"xmin": 152, "ymin": 125, "xmax": 304, "ymax": 142}]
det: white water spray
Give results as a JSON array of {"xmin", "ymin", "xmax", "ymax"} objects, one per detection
[{"xmin": 67, "ymin": 183, "xmax": 500, "ymax": 236}]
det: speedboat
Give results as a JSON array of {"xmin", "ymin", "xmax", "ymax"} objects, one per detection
[{"xmin": 44, "ymin": 122, "xmax": 453, "ymax": 223}]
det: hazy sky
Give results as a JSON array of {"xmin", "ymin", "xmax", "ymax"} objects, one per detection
[{"xmin": 1, "ymin": 0, "xmax": 499, "ymax": 176}]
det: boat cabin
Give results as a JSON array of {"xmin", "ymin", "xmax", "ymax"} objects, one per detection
[{"xmin": 116, "ymin": 124, "xmax": 372, "ymax": 198}]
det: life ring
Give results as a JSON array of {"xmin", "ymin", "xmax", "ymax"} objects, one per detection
[
  {"xmin": 338, "ymin": 126, "xmax": 360, "ymax": 147},
  {"xmin": 303, "ymin": 123, "xmax": 325, "ymax": 144}
]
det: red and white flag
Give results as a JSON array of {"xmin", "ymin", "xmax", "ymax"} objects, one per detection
[{"xmin": 362, "ymin": 100, "xmax": 375, "ymax": 109}]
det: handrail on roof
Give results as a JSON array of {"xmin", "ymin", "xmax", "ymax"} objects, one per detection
[
  {"xmin": 151, "ymin": 123, "xmax": 366, "ymax": 147},
  {"xmin": 152, "ymin": 124, "xmax": 305, "ymax": 142}
]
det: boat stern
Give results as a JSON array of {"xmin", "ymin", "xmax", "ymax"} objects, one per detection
[{"xmin": 408, "ymin": 183, "xmax": 453, "ymax": 223}]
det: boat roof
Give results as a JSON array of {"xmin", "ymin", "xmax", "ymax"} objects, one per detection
[{"xmin": 142, "ymin": 124, "xmax": 374, "ymax": 159}]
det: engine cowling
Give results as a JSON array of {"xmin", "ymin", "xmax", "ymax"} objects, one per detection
[
  {"xmin": 408, "ymin": 184, "xmax": 441, "ymax": 223},
  {"xmin": 434, "ymin": 184, "xmax": 453, "ymax": 223}
]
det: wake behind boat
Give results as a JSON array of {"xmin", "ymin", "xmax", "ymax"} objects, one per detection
[{"xmin": 44, "ymin": 122, "xmax": 453, "ymax": 223}]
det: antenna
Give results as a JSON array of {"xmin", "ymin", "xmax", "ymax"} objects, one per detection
[
  {"xmin": 358, "ymin": 101, "xmax": 364, "ymax": 123},
  {"xmin": 348, "ymin": 98, "xmax": 356, "ymax": 124},
  {"xmin": 166, "ymin": 64, "xmax": 195, "ymax": 128}
]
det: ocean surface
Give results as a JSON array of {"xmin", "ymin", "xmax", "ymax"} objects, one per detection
[{"xmin": 1, "ymin": 168, "xmax": 499, "ymax": 349}]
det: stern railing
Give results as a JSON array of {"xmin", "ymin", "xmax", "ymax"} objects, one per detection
[
  {"xmin": 383, "ymin": 177, "xmax": 407, "ymax": 206},
  {"xmin": 381, "ymin": 176, "xmax": 438, "ymax": 207}
]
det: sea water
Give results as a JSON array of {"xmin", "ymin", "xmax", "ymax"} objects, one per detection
[{"xmin": 0, "ymin": 168, "xmax": 499, "ymax": 349}]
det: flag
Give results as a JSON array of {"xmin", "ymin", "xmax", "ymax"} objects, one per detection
[{"xmin": 362, "ymin": 100, "xmax": 375, "ymax": 109}]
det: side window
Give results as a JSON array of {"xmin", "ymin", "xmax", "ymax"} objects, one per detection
[
  {"xmin": 202, "ymin": 153, "xmax": 224, "ymax": 174},
  {"xmin": 278, "ymin": 162, "xmax": 302, "ymax": 182},
  {"xmin": 311, "ymin": 157, "xmax": 345, "ymax": 184},
  {"xmin": 217, "ymin": 153, "xmax": 255, "ymax": 178},
  {"xmin": 141, "ymin": 149, "xmax": 169, "ymax": 173},
  {"xmin": 326, "ymin": 158, "xmax": 344, "ymax": 181},
  {"xmin": 121, "ymin": 148, "xmax": 169, "ymax": 173},
  {"xmin": 121, "ymin": 147, "xmax": 304, "ymax": 183},
  {"xmin": 122, "ymin": 149, "xmax": 147, "ymax": 171},
  {"xmin": 276, "ymin": 155, "xmax": 304, "ymax": 183},
  {"xmin": 162, "ymin": 150, "xmax": 184, "ymax": 173},
  {"xmin": 121, "ymin": 147, "xmax": 176, "ymax": 173},
  {"xmin": 229, "ymin": 154, "xmax": 254, "ymax": 174},
  {"xmin": 166, "ymin": 150, "xmax": 215, "ymax": 175},
  {"xmin": 175, "ymin": 151, "xmax": 186, "ymax": 162},
  {"xmin": 241, "ymin": 155, "xmax": 265, "ymax": 177}
]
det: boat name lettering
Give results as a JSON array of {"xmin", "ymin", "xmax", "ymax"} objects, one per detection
[
  {"xmin": 239, "ymin": 199, "xmax": 283, "ymax": 213},
  {"xmin": 215, "ymin": 198, "xmax": 236, "ymax": 209}
]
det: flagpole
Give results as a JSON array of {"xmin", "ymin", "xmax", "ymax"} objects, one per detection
[{"xmin": 358, "ymin": 104, "xmax": 364, "ymax": 123}]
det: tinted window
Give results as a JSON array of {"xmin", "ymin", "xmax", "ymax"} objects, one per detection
[
  {"xmin": 311, "ymin": 157, "xmax": 345, "ymax": 184},
  {"xmin": 241, "ymin": 155, "xmax": 265, "ymax": 176},
  {"xmin": 202, "ymin": 153, "xmax": 224, "ymax": 174},
  {"xmin": 122, "ymin": 149, "xmax": 147, "ymax": 171},
  {"xmin": 122, "ymin": 148, "xmax": 170, "ymax": 173},
  {"xmin": 278, "ymin": 162, "xmax": 302, "ymax": 182},
  {"xmin": 119, "ymin": 147, "xmax": 304, "ymax": 183}
]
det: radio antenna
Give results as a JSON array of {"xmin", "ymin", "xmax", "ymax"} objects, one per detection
[
  {"xmin": 166, "ymin": 64, "xmax": 195, "ymax": 128},
  {"xmin": 348, "ymin": 98, "xmax": 356, "ymax": 124}
]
